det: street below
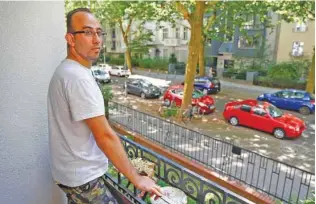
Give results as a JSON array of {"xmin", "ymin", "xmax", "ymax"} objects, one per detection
[{"xmin": 107, "ymin": 75, "xmax": 315, "ymax": 174}]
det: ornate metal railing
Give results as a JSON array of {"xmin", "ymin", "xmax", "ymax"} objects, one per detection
[
  {"xmin": 104, "ymin": 135, "xmax": 253, "ymax": 204},
  {"xmin": 108, "ymin": 101, "xmax": 315, "ymax": 203}
]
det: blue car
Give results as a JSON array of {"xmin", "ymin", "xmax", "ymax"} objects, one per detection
[
  {"xmin": 182, "ymin": 77, "xmax": 221, "ymax": 95},
  {"xmin": 257, "ymin": 89, "xmax": 315, "ymax": 115}
]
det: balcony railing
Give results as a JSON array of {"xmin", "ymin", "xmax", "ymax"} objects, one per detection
[
  {"xmin": 105, "ymin": 134, "xmax": 254, "ymax": 203},
  {"xmin": 108, "ymin": 101, "xmax": 315, "ymax": 204}
]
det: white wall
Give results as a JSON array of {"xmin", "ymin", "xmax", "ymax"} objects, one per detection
[{"xmin": 0, "ymin": 2, "xmax": 67, "ymax": 203}]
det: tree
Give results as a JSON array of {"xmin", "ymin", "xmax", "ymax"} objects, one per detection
[
  {"xmin": 172, "ymin": 0, "xmax": 315, "ymax": 112},
  {"xmin": 306, "ymin": 47, "xmax": 315, "ymax": 93},
  {"xmin": 99, "ymin": 1, "xmax": 159, "ymax": 74}
]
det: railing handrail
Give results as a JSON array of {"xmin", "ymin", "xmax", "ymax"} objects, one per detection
[{"xmin": 116, "ymin": 134, "xmax": 255, "ymax": 204}]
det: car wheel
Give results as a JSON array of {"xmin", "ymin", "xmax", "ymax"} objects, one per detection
[
  {"xmin": 273, "ymin": 128, "xmax": 285, "ymax": 139},
  {"xmin": 202, "ymin": 89, "xmax": 208, "ymax": 95},
  {"xmin": 140, "ymin": 92, "xmax": 146, "ymax": 99},
  {"xmin": 164, "ymin": 99, "xmax": 171, "ymax": 107},
  {"xmin": 229, "ymin": 117, "xmax": 239, "ymax": 126},
  {"xmin": 118, "ymin": 72, "xmax": 121, "ymax": 77},
  {"xmin": 299, "ymin": 106, "xmax": 311, "ymax": 115}
]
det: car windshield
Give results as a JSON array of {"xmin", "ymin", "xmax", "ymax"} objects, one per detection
[
  {"xmin": 141, "ymin": 80, "xmax": 153, "ymax": 88},
  {"xmin": 192, "ymin": 90, "xmax": 204, "ymax": 98},
  {"xmin": 267, "ymin": 105, "xmax": 283, "ymax": 118},
  {"xmin": 94, "ymin": 70, "xmax": 106, "ymax": 75}
]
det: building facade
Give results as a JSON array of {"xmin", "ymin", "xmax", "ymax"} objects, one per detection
[
  {"xmin": 275, "ymin": 20, "xmax": 315, "ymax": 62},
  {"xmin": 104, "ymin": 20, "xmax": 191, "ymax": 62}
]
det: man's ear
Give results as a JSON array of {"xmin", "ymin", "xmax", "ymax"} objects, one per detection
[{"xmin": 65, "ymin": 33, "xmax": 75, "ymax": 47}]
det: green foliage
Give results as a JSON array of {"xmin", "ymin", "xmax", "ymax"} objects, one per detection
[
  {"xmin": 101, "ymin": 85, "xmax": 113, "ymax": 101},
  {"xmin": 109, "ymin": 57, "xmax": 124, "ymax": 66},
  {"xmin": 137, "ymin": 58, "xmax": 169, "ymax": 71},
  {"xmin": 254, "ymin": 76, "xmax": 306, "ymax": 90},
  {"xmin": 169, "ymin": 53, "xmax": 178, "ymax": 64},
  {"xmin": 161, "ymin": 107, "xmax": 179, "ymax": 118},
  {"xmin": 267, "ymin": 59, "xmax": 311, "ymax": 81}
]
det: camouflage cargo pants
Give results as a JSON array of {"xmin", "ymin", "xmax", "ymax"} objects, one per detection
[{"xmin": 57, "ymin": 175, "xmax": 118, "ymax": 204}]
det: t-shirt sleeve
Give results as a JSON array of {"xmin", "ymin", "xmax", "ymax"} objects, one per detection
[{"xmin": 67, "ymin": 79, "xmax": 105, "ymax": 121}]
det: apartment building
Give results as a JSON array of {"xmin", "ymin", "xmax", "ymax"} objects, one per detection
[
  {"xmin": 103, "ymin": 20, "xmax": 191, "ymax": 62},
  {"xmin": 274, "ymin": 20, "xmax": 315, "ymax": 62}
]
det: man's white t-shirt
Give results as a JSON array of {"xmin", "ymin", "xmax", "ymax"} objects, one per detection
[{"xmin": 47, "ymin": 59, "xmax": 108, "ymax": 187}]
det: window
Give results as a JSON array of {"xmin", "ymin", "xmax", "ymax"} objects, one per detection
[
  {"xmin": 183, "ymin": 27, "xmax": 188, "ymax": 40},
  {"xmin": 253, "ymin": 107, "xmax": 267, "ymax": 116},
  {"xmin": 162, "ymin": 28, "xmax": 168, "ymax": 40},
  {"xmin": 275, "ymin": 91, "xmax": 293, "ymax": 98},
  {"xmin": 111, "ymin": 40, "xmax": 116, "ymax": 51},
  {"xmin": 176, "ymin": 28, "xmax": 180, "ymax": 38},
  {"xmin": 112, "ymin": 28, "xmax": 116, "ymax": 38},
  {"xmin": 243, "ymin": 15, "xmax": 254, "ymax": 29},
  {"xmin": 291, "ymin": 92, "xmax": 305, "ymax": 99},
  {"xmin": 292, "ymin": 41, "xmax": 304, "ymax": 56},
  {"xmin": 240, "ymin": 105, "xmax": 251, "ymax": 112},
  {"xmin": 238, "ymin": 36, "xmax": 261, "ymax": 49},
  {"xmin": 163, "ymin": 49, "xmax": 168, "ymax": 58},
  {"xmin": 294, "ymin": 21, "xmax": 307, "ymax": 32}
]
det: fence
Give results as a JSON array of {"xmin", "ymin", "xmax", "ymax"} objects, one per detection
[
  {"xmin": 105, "ymin": 134, "xmax": 254, "ymax": 204},
  {"xmin": 108, "ymin": 101, "xmax": 315, "ymax": 203}
]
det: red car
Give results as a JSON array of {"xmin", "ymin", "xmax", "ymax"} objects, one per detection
[
  {"xmin": 223, "ymin": 99, "xmax": 306, "ymax": 139},
  {"xmin": 163, "ymin": 85, "xmax": 215, "ymax": 114}
]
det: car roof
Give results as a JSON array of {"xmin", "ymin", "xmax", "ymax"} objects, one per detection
[
  {"xmin": 279, "ymin": 89, "xmax": 306, "ymax": 93},
  {"xmin": 168, "ymin": 85, "xmax": 184, "ymax": 90}
]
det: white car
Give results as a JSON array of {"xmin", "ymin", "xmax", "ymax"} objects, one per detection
[
  {"xmin": 99, "ymin": 63, "xmax": 112, "ymax": 72},
  {"xmin": 110, "ymin": 66, "xmax": 131, "ymax": 77},
  {"xmin": 92, "ymin": 69, "xmax": 111, "ymax": 83}
]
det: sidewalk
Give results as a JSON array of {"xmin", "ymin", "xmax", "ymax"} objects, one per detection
[{"xmin": 133, "ymin": 68, "xmax": 281, "ymax": 96}]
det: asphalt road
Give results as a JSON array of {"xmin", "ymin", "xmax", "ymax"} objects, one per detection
[{"xmin": 107, "ymin": 75, "xmax": 315, "ymax": 175}]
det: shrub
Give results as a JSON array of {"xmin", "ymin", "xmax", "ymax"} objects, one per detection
[
  {"xmin": 137, "ymin": 57, "xmax": 169, "ymax": 71},
  {"xmin": 254, "ymin": 76, "xmax": 306, "ymax": 90},
  {"xmin": 267, "ymin": 62, "xmax": 299, "ymax": 80},
  {"xmin": 169, "ymin": 53, "xmax": 177, "ymax": 64},
  {"xmin": 109, "ymin": 57, "xmax": 124, "ymax": 65}
]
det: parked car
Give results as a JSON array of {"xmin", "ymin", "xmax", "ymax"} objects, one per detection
[
  {"xmin": 124, "ymin": 78, "xmax": 161, "ymax": 99},
  {"xmin": 257, "ymin": 89, "xmax": 315, "ymax": 115},
  {"xmin": 110, "ymin": 65, "xmax": 131, "ymax": 77},
  {"xmin": 223, "ymin": 99, "xmax": 306, "ymax": 139},
  {"xmin": 99, "ymin": 63, "xmax": 112, "ymax": 71},
  {"xmin": 128, "ymin": 74, "xmax": 171, "ymax": 93},
  {"xmin": 163, "ymin": 85, "xmax": 215, "ymax": 114},
  {"xmin": 91, "ymin": 69, "xmax": 111, "ymax": 83},
  {"xmin": 182, "ymin": 77, "xmax": 221, "ymax": 95}
]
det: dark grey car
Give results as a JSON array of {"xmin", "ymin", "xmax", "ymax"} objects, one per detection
[{"xmin": 124, "ymin": 79, "xmax": 161, "ymax": 99}]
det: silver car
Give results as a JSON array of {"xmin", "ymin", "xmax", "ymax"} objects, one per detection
[{"xmin": 92, "ymin": 69, "xmax": 111, "ymax": 83}]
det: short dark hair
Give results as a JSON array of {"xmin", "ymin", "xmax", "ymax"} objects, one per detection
[{"xmin": 66, "ymin": 8, "xmax": 92, "ymax": 33}]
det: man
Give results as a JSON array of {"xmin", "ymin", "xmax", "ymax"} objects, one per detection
[{"xmin": 48, "ymin": 8, "xmax": 162, "ymax": 203}]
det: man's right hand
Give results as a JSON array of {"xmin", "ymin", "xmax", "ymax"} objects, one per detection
[{"xmin": 135, "ymin": 175, "xmax": 162, "ymax": 199}]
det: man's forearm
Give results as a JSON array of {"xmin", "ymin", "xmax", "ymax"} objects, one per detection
[{"xmin": 97, "ymin": 129, "xmax": 141, "ymax": 186}]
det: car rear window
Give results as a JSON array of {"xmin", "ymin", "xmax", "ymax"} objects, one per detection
[{"xmin": 240, "ymin": 105, "xmax": 251, "ymax": 112}]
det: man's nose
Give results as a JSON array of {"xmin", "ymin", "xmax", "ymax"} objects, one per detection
[{"xmin": 92, "ymin": 33, "xmax": 101, "ymax": 44}]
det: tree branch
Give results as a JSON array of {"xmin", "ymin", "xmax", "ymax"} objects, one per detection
[
  {"xmin": 175, "ymin": 2, "xmax": 190, "ymax": 21},
  {"xmin": 205, "ymin": 12, "xmax": 216, "ymax": 31},
  {"xmin": 118, "ymin": 19, "xmax": 126, "ymax": 38},
  {"xmin": 125, "ymin": 18, "xmax": 133, "ymax": 37}
]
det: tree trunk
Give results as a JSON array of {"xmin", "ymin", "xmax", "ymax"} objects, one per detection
[
  {"xmin": 198, "ymin": 36, "xmax": 205, "ymax": 76},
  {"xmin": 306, "ymin": 50, "xmax": 315, "ymax": 93},
  {"xmin": 180, "ymin": 2, "xmax": 205, "ymax": 114},
  {"xmin": 123, "ymin": 36, "xmax": 133, "ymax": 74}
]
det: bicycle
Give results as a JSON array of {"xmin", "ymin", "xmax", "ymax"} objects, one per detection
[{"xmin": 181, "ymin": 105, "xmax": 203, "ymax": 124}]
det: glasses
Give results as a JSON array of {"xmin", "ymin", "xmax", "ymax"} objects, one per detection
[{"xmin": 71, "ymin": 29, "xmax": 106, "ymax": 38}]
